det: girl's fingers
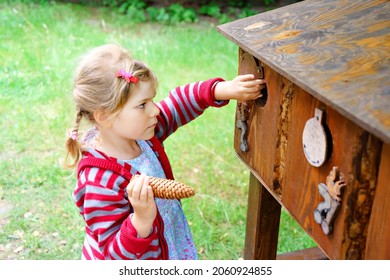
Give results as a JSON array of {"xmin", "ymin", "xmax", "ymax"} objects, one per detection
[
  {"xmin": 246, "ymin": 83, "xmax": 265, "ymax": 92},
  {"xmin": 127, "ymin": 184, "xmax": 133, "ymax": 197},
  {"xmin": 130, "ymin": 174, "xmax": 153, "ymax": 203},
  {"xmin": 242, "ymin": 79, "xmax": 265, "ymax": 88},
  {"xmin": 144, "ymin": 176, "xmax": 153, "ymax": 201},
  {"xmin": 139, "ymin": 176, "xmax": 150, "ymax": 201},
  {"xmin": 144, "ymin": 175, "xmax": 150, "ymax": 187},
  {"xmin": 139, "ymin": 183, "xmax": 148, "ymax": 201},
  {"xmin": 239, "ymin": 74, "xmax": 256, "ymax": 81},
  {"xmin": 130, "ymin": 174, "xmax": 146, "ymax": 199},
  {"xmin": 147, "ymin": 185, "xmax": 154, "ymax": 202}
]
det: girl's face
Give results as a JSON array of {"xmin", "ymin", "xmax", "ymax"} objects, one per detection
[{"xmin": 110, "ymin": 80, "xmax": 160, "ymax": 141}]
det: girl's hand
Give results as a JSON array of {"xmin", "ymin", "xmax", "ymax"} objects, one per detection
[
  {"xmin": 127, "ymin": 174, "xmax": 157, "ymax": 238},
  {"xmin": 214, "ymin": 74, "xmax": 266, "ymax": 101}
]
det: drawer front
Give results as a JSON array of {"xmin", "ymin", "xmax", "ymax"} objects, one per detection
[
  {"xmin": 236, "ymin": 48, "xmax": 283, "ymax": 197},
  {"xmin": 282, "ymin": 83, "xmax": 382, "ymax": 260},
  {"xmin": 235, "ymin": 49, "xmax": 383, "ymax": 259}
]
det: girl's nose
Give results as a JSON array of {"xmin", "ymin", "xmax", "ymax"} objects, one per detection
[{"xmin": 152, "ymin": 102, "xmax": 160, "ymax": 117}]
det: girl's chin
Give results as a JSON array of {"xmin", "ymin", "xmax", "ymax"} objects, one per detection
[{"xmin": 143, "ymin": 130, "xmax": 155, "ymax": 140}]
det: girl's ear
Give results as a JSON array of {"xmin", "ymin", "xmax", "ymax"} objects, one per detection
[{"xmin": 94, "ymin": 110, "xmax": 112, "ymax": 128}]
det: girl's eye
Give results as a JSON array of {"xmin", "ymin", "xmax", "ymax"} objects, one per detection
[
  {"xmin": 138, "ymin": 103, "xmax": 146, "ymax": 109},
  {"xmin": 138, "ymin": 100, "xmax": 154, "ymax": 109}
]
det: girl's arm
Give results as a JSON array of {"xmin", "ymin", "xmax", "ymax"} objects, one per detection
[
  {"xmin": 155, "ymin": 77, "xmax": 228, "ymax": 142},
  {"xmin": 155, "ymin": 75, "xmax": 265, "ymax": 142},
  {"xmin": 74, "ymin": 170, "xmax": 161, "ymax": 260}
]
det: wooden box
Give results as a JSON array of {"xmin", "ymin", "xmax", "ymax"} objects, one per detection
[{"xmin": 217, "ymin": 0, "xmax": 390, "ymax": 259}]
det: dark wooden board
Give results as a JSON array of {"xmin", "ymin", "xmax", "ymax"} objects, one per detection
[
  {"xmin": 365, "ymin": 143, "xmax": 390, "ymax": 259},
  {"xmin": 277, "ymin": 247, "xmax": 328, "ymax": 260},
  {"xmin": 218, "ymin": 0, "xmax": 390, "ymax": 143}
]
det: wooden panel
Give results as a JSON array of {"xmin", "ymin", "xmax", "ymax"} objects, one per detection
[
  {"xmin": 277, "ymin": 247, "xmax": 328, "ymax": 260},
  {"xmin": 234, "ymin": 50, "xmax": 386, "ymax": 259},
  {"xmin": 281, "ymin": 85, "xmax": 383, "ymax": 259},
  {"xmin": 365, "ymin": 143, "xmax": 390, "ymax": 259},
  {"xmin": 224, "ymin": 0, "xmax": 390, "ymax": 260},
  {"xmin": 235, "ymin": 48, "xmax": 290, "ymax": 197},
  {"xmin": 218, "ymin": 0, "xmax": 390, "ymax": 143}
]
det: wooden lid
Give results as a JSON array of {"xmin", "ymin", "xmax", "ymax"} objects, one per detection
[{"xmin": 217, "ymin": 0, "xmax": 390, "ymax": 143}]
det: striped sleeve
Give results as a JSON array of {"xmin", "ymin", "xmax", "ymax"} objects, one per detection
[
  {"xmin": 74, "ymin": 166, "xmax": 161, "ymax": 260},
  {"xmin": 155, "ymin": 77, "xmax": 229, "ymax": 142}
]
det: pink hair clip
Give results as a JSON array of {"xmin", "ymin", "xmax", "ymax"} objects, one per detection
[
  {"xmin": 69, "ymin": 130, "xmax": 78, "ymax": 141},
  {"xmin": 116, "ymin": 69, "xmax": 139, "ymax": 84}
]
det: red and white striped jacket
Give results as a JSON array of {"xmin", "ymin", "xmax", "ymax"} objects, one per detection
[{"xmin": 73, "ymin": 78, "xmax": 228, "ymax": 260}]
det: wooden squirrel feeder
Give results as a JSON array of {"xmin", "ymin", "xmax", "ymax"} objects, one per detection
[{"xmin": 218, "ymin": 0, "xmax": 390, "ymax": 260}]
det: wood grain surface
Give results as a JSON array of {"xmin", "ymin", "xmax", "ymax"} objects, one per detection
[{"xmin": 218, "ymin": 0, "xmax": 390, "ymax": 143}]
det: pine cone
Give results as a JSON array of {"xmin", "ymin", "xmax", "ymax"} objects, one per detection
[{"xmin": 132, "ymin": 175, "xmax": 195, "ymax": 199}]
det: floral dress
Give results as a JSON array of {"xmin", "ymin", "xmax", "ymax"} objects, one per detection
[{"xmin": 124, "ymin": 140, "xmax": 197, "ymax": 260}]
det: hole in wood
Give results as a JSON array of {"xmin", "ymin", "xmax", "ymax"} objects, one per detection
[
  {"xmin": 255, "ymin": 58, "xmax": 267, "ymax": 107},
  {"xmin": 239, "ymin": 50, "xmax": 268, "ymax": 107},
  {"xmin": 255, "ymin": 84, "xmax": 268, "ymax": 107}
]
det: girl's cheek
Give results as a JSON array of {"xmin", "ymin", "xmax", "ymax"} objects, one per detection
[{"xmin": 153, "ymin": 103, "xmax": 160, "ymax": 116}]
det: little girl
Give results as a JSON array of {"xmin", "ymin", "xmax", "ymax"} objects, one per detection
[{"xmin": 65, "ymin": 44, "xmax": 265, "ymax": 260}]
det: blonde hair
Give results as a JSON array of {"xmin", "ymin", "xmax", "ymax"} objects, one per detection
[{"xmin": 64, "ymin": 44, "xmax": 157, "ymax": 169}]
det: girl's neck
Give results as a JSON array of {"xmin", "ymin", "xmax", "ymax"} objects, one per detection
[{"xmin": 94, "ymin": 129, "xmax": 141, "ymax": 161}]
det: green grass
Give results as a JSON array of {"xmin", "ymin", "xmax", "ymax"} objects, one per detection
[{"xmin": 0, "ymin": 1, "xmax": 315, "ymax": 260}]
